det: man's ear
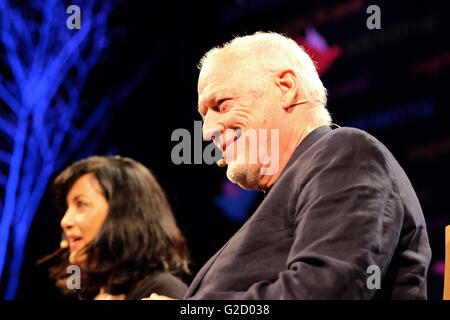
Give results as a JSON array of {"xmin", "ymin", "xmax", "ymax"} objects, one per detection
[{"xmin": 273, "ymin": 70, "xmax": 298, "ymax": 111}]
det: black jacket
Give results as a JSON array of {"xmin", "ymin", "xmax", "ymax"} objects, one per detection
[
  {"xmin": 185, "ymin": 126, "xmax": 431, "ymax": 299},
  {"xmin": 126, "ymin": 272, "xmax": 187, "ymax": 300}
]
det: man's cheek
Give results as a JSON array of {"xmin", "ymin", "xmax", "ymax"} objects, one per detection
[{"xmin": 260, "ymin": 129, "xmax": 279, "ymax": 175}]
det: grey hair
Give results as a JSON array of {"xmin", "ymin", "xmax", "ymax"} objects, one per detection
[{"xmin": 198, "ymin": 32, "xmax": 330, "ymax": 121}]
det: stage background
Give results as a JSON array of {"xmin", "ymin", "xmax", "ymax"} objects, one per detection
[{"xmin": 0, "ymin": 0, "xmax": 449, "ymax": 300}]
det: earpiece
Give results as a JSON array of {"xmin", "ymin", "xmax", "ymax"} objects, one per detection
[
  {"xmin": 217, "ymin": 159, "xmax": 227, "ymax": 167},
  {"xmin": 60, "ymin": 240, "xmax": 69, "ymax": 249}
]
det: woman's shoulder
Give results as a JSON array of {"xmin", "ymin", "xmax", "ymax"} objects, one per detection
[{"xmin": 126, "ymin": 272, "xmax": 188, "ymax": 300}]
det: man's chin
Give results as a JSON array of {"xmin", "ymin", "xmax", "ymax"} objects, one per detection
[
  {"xmin": 225, "ymin": 161, "xmax": 240, "ymax": 182},
  {"xmin": 225, "ymin": 161, "xmax": 259, "ymax": 190}
]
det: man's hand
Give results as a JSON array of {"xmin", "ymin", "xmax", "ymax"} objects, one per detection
[{"xmin": 141, "ymin": 293, "xmax": 177, "ymax": 300}]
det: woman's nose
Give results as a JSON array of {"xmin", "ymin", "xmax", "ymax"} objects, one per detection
[{"xmin": 60, "ymin": 208, "xmax": 74, "ymax": 230}]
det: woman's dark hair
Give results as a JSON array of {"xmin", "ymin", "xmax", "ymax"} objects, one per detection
[{"xmin": 40, "ymin": 155, "xmax": 190, "ymax": 298}]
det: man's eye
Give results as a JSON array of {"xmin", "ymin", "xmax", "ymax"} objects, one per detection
[{"xmin": 216, "ymin": 99, "xmax": 227, "ymax": 111}]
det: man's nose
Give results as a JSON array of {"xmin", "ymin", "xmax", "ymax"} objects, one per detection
[{"xmin": 202, "ymin": 111, "xmax": 224, "ymax": 141}]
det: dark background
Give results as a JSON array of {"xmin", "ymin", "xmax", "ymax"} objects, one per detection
[{"xmin": 2, "ymin": 0, "xmax": 449, "ymax": 299}]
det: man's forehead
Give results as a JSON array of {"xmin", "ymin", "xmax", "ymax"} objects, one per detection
[
  {"xmin": 198, "ymin": 80, "xmax": 236, "ymax": 104},
  {"xmin": 197, "ymin": 82, "xmax": 219, "ymax": 114},
  {"xmin": 197, "ymin": 76, "xmax": 237, "ymax": 117},
  {"xmin": 197, "ymin": 73, "xmax": 211, "ymax": 95},
  {"xmin": 198, "ymin": 69, "xmax": 226, "ymax": 101},
  {"xmin": 198, "ymin": 53, "xmax": 239, "ymax": 90},
  {"xmin": 198, "ymin": 61, "xmax": 224, "ymax": 89}
]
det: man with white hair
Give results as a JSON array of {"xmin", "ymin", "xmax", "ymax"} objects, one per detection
[{"xmin": 165, "ymin": 32, "xmax": 431, "ymax": 299}]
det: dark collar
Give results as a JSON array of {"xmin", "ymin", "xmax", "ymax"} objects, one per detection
[{"xmin": 264, "ymin": 125, "xmax": 332, "ymax": 197}]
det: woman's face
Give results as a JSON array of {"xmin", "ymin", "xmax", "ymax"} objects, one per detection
[{"xmin": 60, "ymin": 173, "xmax": 109, "ymax": 265}]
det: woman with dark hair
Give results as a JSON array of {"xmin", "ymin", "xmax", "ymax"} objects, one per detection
[{"xmin": 39, "ymin": 155, "xmax": 190, "ymax": 300}]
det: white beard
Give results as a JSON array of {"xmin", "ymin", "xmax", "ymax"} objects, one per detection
[
  {"xmin": 226, "ymin": 160, "xmax": 260, "ymax": 190},
  {"xmin": 222, "ymin": 129, "xmax": 277, "ymax": 190}
]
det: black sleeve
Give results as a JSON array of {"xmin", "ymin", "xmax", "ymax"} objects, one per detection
[
  {"xmin": 229, "ymin": 131, "xmax": 404, "ymax": 299},
  {"xmin": 126, "ymin": 273, "xmax": 188, "ymax": 300}
]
